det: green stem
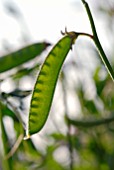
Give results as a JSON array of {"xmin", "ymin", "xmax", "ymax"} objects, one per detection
[
  {"xmin": 61, "ymin": 72, "xmax": 74, "ymax": 170},
  {"xmin": 0, "ymin": 103, "xmax": 11, "ymax": 170},
  {"xmin": 81, "ymin": 0, "xmax": 114, "ymax": 81},
  {"xmin": 68, "ymin": 115, "xmax": 114, "ymax": 128}
]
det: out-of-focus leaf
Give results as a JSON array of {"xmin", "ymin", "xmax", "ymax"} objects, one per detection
[
  {"xmin": 101, "ymin": 80, "xmax": 114, "ymax": 110},
  {"xmin": 12, "ymin": 64, "xmax": 40, "ymax": 80},
  {"xmin": 93, "ymin": 67, "xmax": 108, "ymax": 96},
  {"xmin": 0, "ymin": 103, "xmax": 12, "ymax": 170},
  {"xmin": 2, "ymin": 89, "xmax": 31, "ymax": 99},
  {"xmin": 22, "ymin": 139, "xmax": 41, "ymax": 158},
  {"xmin": 68, "ymin": 114, "xmax": 114, "ymax": 128},
  {"xmin": 51, "ymin": 133, "xmax": 65, "ymax": 141},
  {"xmin": 84, "ymin": 100, "xmax": 98, "ymax": 115},
  {"xmin": 0, "ymin": 102, "xmax": 18, "ymax": 121},
  {"xmin": 3, "ymin": 2, "xmax": 22, "ymax": 18},
  {"xmin": 77, "ymin": 86, "xmax": 99, "ymax": 115},
  {"xmin": 0, "ymin": 42, "xmax": 50, "ymax": 73},
  {"xmin": 39, "ymin": 145, "xmax": 65, "ymax": 170},
  {"xmin": 88, "ymin": 137, "xmax": 106, "ymax": 163}
]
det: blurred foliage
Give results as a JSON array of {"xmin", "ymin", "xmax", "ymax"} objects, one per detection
[{"xmin": 0, "ymin": 0, "xmax": 114, "ymax": 170}]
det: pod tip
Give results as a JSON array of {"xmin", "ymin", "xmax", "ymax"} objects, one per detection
[
  {"xmin": 23, "ymin": 130, "xmax": 30, "ymax": 140},
  {"xmin": 23, "ymin": 134, "xmax": 30, "ymax": 140}
]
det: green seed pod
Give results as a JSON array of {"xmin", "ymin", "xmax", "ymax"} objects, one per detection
[{"xmin": 24, "ymin": 31, "xmax": 78, "ymax": 139}]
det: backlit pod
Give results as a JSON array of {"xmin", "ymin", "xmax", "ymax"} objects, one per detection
[{"xmin": 24, "ymin": 31, "xmax": 79, "ymax": 139}]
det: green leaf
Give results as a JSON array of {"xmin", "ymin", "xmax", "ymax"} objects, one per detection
[
  {"xmin": 0, "ymin": 103, "xmax": 12, "ymax": 170},
  {"xmin": 84, "ymin": 100, "xmax": 98, "ymax": 115},
  {"xmin": 2, "ymin": 89, "xmax": 31, "ymax": 98},
  {"xmin": 0, "ymin": 102, "xmax": 18, "ymax": 121},
  {"xmin": 11, "ymin": 63, "xmax": 40, "ymax": 80},
  {"xmin": 25, "ymin": 32, "xmax": 78, "ymax": 138},
  {"xmin": 0, "ymin": 42, "xmax": 50, "ymax": 73}
]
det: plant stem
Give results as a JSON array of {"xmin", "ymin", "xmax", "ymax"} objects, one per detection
[
  {"xmin": 61, "ymin": 72, "xmax": 74, "ymax": 170},
  {"xmin": 0, "ymin": 103, "xmax": 11, "ymax": 170},
  {"xmin": 81, "ymin": 0, "xmax": 114, "ymax": 81},
  {"xmin": 68, "ymin": 114, "xmax": 114, "ymax": 128}
]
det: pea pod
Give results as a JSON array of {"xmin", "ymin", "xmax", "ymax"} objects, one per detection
[
  {"xmin": 0, "ymin": 42, "xmax": 50, "ymax": 73},
  {"xmin": 24, "ymin": 31, "xmax": 79, "ymax": 139}
]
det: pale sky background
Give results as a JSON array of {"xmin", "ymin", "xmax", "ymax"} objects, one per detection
[
  {"xmin": 0, "ymin": 0, "xmax": 111, "ymax": 57},
  {"xmin": 0, "ymin": 0, "xmax": 103, "ymax": 50}
]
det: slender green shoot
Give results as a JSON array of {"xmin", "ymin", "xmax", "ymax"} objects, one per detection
[
  {"xmin": 68, "ymin": 114, "xmax": 114, "ymax": 128},
  {"xmin": 81, "ymin": 0, "xmax": 114, "ymax": 81}
]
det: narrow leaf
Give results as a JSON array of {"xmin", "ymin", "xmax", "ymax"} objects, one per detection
[
  {"xmin": 12, "ymin": 63, "xmax": 40, "ymax": 80},
  {"xmin": 25, "ymin": 32, "xmax": 78, "ymax": 138},
  {"xmin": 0, "ymin": 42, "xmax": 50, "ymax": 73},
  {"xmin": 0, "ymin": 102, "xmax": 18, "ymax": 121},
  {"xmin": 2, "ymin": 89, "xmax": 31, "ymax": 98},
  {"xmin": 0, "ymin": 103, "xmax": 12, "ymax": 170}
]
